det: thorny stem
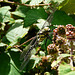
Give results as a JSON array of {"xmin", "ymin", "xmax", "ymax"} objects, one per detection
[
  {"xmin": 70, "ymin": 40, "xmax": 73, "ymax": 70},
  {"xmin": 0, "ymin": 1, "xmax": 51, "ymax": 7}
]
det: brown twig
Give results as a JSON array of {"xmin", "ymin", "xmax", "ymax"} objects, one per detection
[
  {"xmin": 13, "ymin": 36, "xmax": 36, "ymax": 48},
  {"xmin": 0, "ymin": 1, "xmax": 51, "ymax": 7}
]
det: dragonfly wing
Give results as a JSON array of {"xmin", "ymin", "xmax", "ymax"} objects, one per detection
[
  {"xmin": 42, "ymin": 3, "xmax": 59, "ymax": 29},
  {"xmin": 20, "ymin": 36, "xmax": 37, "ymax": 61},
  {"xmin": 20, "ymin": 44, "xmax": 36, "ymax": 71},
  {"xmin": 42, "ymin": 14, "xmax": 53, "ymax": 29},
  {"xmin": 20, "ymin": 37, "xmax": 38, "ymax": 70},
  {"xmin": 20, "ymin": 50, "xmax": 31, "ymax": 71},
  {"xmin": 20, "ymin": 44, "xmax": 31, "ymax": 61}
]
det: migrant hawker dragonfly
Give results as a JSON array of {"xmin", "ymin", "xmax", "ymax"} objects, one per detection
[{"xmin": 20, "ymin": 3, "xmax": 59, "ymax": 71}]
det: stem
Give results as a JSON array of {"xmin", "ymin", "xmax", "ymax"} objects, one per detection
[
  {"xmin": 35, "ymin": 46, "xmax": 41, "ymax": 55},
  {"xmin": 0, "ymin": 1, "xmax": 51, "ymax": 7},
  {"xmin": 70, "ymin": 41, "xmax": 73, "ymax": 70},
  {"xmin": 13, "ymin": 36, "xmax": 36, "ymax": 48}
]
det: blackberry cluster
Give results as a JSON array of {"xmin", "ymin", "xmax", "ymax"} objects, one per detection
[
  {"xmin": 47, "ymin": 24, "xmax": 75, "ymax": 55},
  {"xmin": 66, "ymin": 24, "xmax": 75, "ymax": 39}
]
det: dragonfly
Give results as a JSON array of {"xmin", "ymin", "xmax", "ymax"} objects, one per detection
[{"xmin": 20, "ymin": 3, "xmax": 59, "ymax": 71}]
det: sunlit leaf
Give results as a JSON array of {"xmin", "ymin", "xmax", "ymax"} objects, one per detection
[
  {"xmin": 0, "ymin": 6, "xmax": 11, "ymax": 22},
  {"xmin": 12, "ymin": 6, "xmax": 30, "ymax": 18},
  {"xmin": 58, "ymin": 63, "xmax": 75, "ymax": 75},
  {"xmin": 39, "ymin": 51, "xmax": 45, "ymax": 56},
  {"xmin": 11, "ymin": 48, "xmax": 20, "ymax": 52},
  {"xmin": 44, "ymin": 72, "xmax": 51, "ymax": 75},
  {"xmin": 12, "ymin": 11, "xmax": 25, "ymax": 18},
  {"xmin": 66, "ymin": 71, "xmax": 75, "ymax": 75},
  {"xmin": 6, "ymin": 19, "xmax": 29, "ymax": 43},
  {"xmin": 21, "ymin": 0, "xmax": 30, "ymax": 3},
  {"xmin": 35, "ymin": 19, "xmax": 49, "ymax": 29},
  {"xmin": 30, "ymin": 55, "xmax": 41, "ymax": 68},
  {"xmin": 44, "ymin": 0, "xmax": 51, "ymax": 4},
  {"xmin": 0, "ymin": 42, "xmax": 7, "ymax": 47},
  {"xmin": 53, "ymin": 0, "xmax": 65, "ymax": 4},
  {"xmin": 30, "ymin": 0, "xmax": 43, "ymax": 5},
  {"xmin": 51, "ymin": 54, "xmax": 72, "ymax": 67},
  {"xmin": 57, "ymin": 54, "xmax": 72, "ymax": 59},
  {"xmin": 0, "ymin": 23, "xmax": 6, "ymax": 30},
  {"xmin": 51, "ymin": 59, "xmax": 61, "ymax": 67},
  {"xmin": 24, "ymin": 55, "xmax": 41, "ymax": 71}
]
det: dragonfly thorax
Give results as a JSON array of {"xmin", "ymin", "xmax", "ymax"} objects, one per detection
[{"xmin": 37, "ymin": 27, "xmax": 50, "ymax": 42}]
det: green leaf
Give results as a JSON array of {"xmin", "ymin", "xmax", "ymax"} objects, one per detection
[
  {"xmin": 57, "ymin": 54, "xmax": 72, "ymax": 59},
  {"xmin": 0, "ymin": 13, "xmax": 3, "ymax": 23},
  {"xmin": 44, "ymin": 72, "xmax": 51, "ymax": 75},
  {"xmin": 58, "ymin": 0, "xmax": 69, "ymax": 9},
  {"xmin": 12, "ymin": 0, "xmax": 21, "ymax": 3},
  {"xmin": 52, "ymin": 10, "xmax": 75, "ymax": 25},
  {"xmin": 58, "ymin": 63, "xmax": 74, "ymax": 75},
  {"xmin": 8, "ymin": 59, "xmax": 21, "ymax": 75},
  {"xmin": 66, "ymin": 71, "xmax": 75, "ymax": 75},
  {"xmin": 0, "ymin": 23, "xmax": 6, "ymax": 30},
  {"xmin": 24, "ymin": 7, "xmax": 48, "ymax": 27},
  {"xmin": 31, "ymin": 55, "xmax": 41, "ymax": 68},
  {"xmin": 8, "ymin": 51, "xmax": 21, "ymax": 75},
  {"xmin": 8, "ymin": 51, "xmax": 22, "ymax": 74},
  {"xmin": 6, "ymin": 19, "xmax": 29, "ymax": 43},
  {"xmin": 51, "ymin": 59, "xmax": 61, "ymax": 67},
  {"xmin": 30, "ymin": 0, "xmax": 43, "ymax": 5},
  {"xmin": 61, "ymin": 0, "xmax": 75, "ymax": 14},
  {"xmin": 51, "ymin": 54, "xmax": 72, "ymax": 67},
  {"xmin": 0, "ymin": 42, "xmax": 7, "ymax": 47},
  {"xmin": 39, "ymin": 51, "xmax": 45, "ymax": 56},
  {"xmin": 0, "ymin": 53, "xmax": 10, "ymax": 75},
  {"xmin": 12, "ymin": 6, "xmax": 30, "ymax": 18},
  {"xmin": 0, "ymin": 6, "xmax": 11, "ymax": 22},
  {"xmin": 24, "ymin": 55, "xmax": 41, "ymax": 71}
]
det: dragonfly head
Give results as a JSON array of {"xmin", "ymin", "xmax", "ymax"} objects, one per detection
[
  {"xmin": 38, "ymin": 27, "xmax": 50, "ymax": 35},
  {"xmin": 43, "ymin": 27, "xmax": 51, "ymax": 32}
]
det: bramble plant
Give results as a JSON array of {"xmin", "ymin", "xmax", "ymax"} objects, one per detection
[{"xmin": 0, "ymin": 0, "xmax": 75, "ymax": 75}]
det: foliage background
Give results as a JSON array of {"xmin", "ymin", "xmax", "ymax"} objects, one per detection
[{"xmin": 0, "ymin": 0, "xmax": 75, "ymax": 75}]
